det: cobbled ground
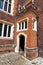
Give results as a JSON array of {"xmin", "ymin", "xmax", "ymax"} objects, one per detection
[
  {"xmin": 0, "ymin": 52, "xmax": 31, "ymax": 65},
  {"xmin": 0, "ymin": 52, "xmax": 43, "ymax": 65}
]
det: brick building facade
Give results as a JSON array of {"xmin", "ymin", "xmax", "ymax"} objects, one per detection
[{"xmin": 0, "ymin": 0, "xmax": 43, "ymax": 58}]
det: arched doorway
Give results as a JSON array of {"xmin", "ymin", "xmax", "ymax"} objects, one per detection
[
  {"xmin": 15, "ymin": 33, "xmax": 27, "ymax": 56},
  {"xmin": 19, "ymin": 35, "xmax": 25, "ymax": 53}
]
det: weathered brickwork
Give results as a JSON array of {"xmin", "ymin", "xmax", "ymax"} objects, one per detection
[
  {"xmin": 14, "ymin": 0, "xmax": 43, "ymax": 58},
  {"xmin": 34, "ymin": 0, "xmax": 43, "ymax": 56},
  {"xmin": 14, "ymin": 8, "xmax": 38, "ymax": 58},
  {"xmin": 0, "ymin": 11, "xmax": 15, "ymax": 51},
  {"xmin": 0, "ymin": 0, "xmax": 43, "ymax": 58}
]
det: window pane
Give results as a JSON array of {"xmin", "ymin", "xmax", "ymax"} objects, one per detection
[
  {"xmin": 3, "ymin": 25, "xmax": 7, "ymax": 37},
  {"xmin": 5, "ymin": 0, "xmax": 8, "ymax": 1},
  {"xmin": 0, "ymin": 23, "xmax": 3, "ymax": 36},
  {"xmin": 0, "ymin": 0, "xmax": 3, "ymax": 9},
  {"xmin": 8, "ymin": 26, "xmax": 11, "ymax": 37},
  {"xmin": 22, "ymin": 22, "xmax": 24, "ymax": 29},
  {"xmin": 4, "ymin": 2, "xmax": 7, "ymax": 11},
  {"xmin": 9, "ymin": 0, "xmax": 11, "ymax": 3},
  {"xmin": 25, "ymin": 20, "xmax": 27, "ymax": 29},
  {"xmin": 8, "ymin": 4, "xmax": 11, "ymax": 13},
  {"xmin": 19, "ymin": 23, "xmax": 21, "ymax": 30}
]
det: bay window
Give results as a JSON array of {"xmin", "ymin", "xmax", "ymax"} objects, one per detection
[
  {"xmin": 17, "ymin": 19, "xmax": 28, "ymax": 31},
  {"xmin": 32, "ymin": 18, "xmax": 37, "ymax": 31}
]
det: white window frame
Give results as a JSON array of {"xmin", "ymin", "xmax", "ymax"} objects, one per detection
[
  {"xmin": 0, "ymin": 20, "xmax": 14, "ymax": 40},
  {"xmin": 32, "ymin": 18, "xmax": 37, "ymax": 31},
  {"xmin": 0, "ymin": 0, "xmax": 14, "ymax": 15},
  {"xmin": 17, "ymin": 18, "xmax": 29, "ymax": 32}
]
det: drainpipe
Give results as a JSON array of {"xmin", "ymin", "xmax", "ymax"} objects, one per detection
[{"xmin": 36, "ymin": 16, "xmax": 39, "ymax": 56}]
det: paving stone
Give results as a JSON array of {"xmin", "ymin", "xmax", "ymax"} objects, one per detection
[
  {"xmin": 31, "ymin": 57, "xmax": 43, "ymax": 65},
  {"xmin": 0, "ymin": 52, "xmax": 43, "ymax": 65},
  {"xmin": 0, "ymin": 52, "xmax": 31, "ymax": 65}
]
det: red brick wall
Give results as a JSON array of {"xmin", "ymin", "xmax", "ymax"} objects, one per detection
[
  {"xmin": 14, "ymin": 11, "xmax": 38, "ymax": 58},
  {"xmin": 14, "ymin": 11, "xmax": 37, "ymax": 48},
  {"xmin": 0, "ymin": 11, "xmax": 15, "ymax": 52},
  {"xmin": 34, "ymin": 0, "xmax": 43, "ymax": 56},
  {"xmin": 13, "ymin": 0, "xmax": 18, "ymax": 16},
  {"xmin": 0, "ymin": 0, "xmax": 43, "ymax": 57},
  {"xmin": 14, "ymin": 0, "xmax": 43, "ymax": 58}
]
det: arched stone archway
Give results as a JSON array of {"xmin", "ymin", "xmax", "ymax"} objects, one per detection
[{"xmin": 15, "ymin": 33, "xmax": 27, "ymax": 56}]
